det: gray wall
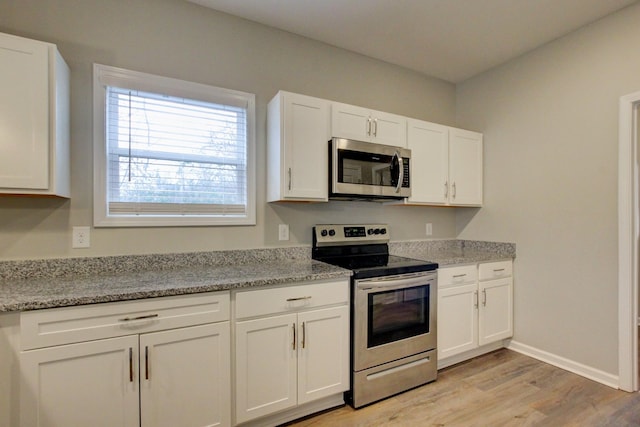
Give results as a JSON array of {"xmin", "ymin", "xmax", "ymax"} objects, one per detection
[
  {"xmin": 456, "ymin": 3, "xmax": 640, "ymax": 376},
  {"xmin": 0, "ymin": 0, "xmax": 457, "ymax": 260}
]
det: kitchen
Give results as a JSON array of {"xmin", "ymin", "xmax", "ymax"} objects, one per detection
[{"xmin": 1, "ymin": 0, "xmax": 639, "ymax": 425}]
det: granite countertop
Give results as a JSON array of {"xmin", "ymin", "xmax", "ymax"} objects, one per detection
[
  {"xmin": 390, "ymin": 240, "xmax": 516, "ymax": 267},
  {"xmin": 0, "ymin": 240, "xmax": 515, "ymax": 313},
  {"xmin": 0, "ymin": 249, "xmax": 351, "ymax": 313}
]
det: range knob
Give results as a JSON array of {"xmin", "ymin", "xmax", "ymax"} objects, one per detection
[
  {"xmin": 380, "ymin": 228, "xmax": 387, "ymax": 235},
  {"xmin": 328, "ymin": 229, "xmax": 336, "ymax": 236},
  {"xmin": 367, "ymin": 228, "xmax": 374, "ymax": 235},
  {"xmin": 373, "ymin": 228, "xmax": 381, "ymax": 235},
  {"xmin": 320, "ymin": 229, "xmax": 328, "ymax": 237}
]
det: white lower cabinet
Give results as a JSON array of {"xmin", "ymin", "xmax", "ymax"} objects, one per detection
[
  {"xmin": 234, "ymin": 280, "xmax": 350, "ymax": 425},
  {"xmin": 139, "ymin": 323, "xmax": 230, "ymax": 427},
  {"xmin": 438, "ymin": 261, "xmax": 513, "ymax": 363},
  {"xmin": 438, "ymin": 282, "xmax": 478, "ymax": 359},
  {"xmin": 235, "ymin": 313, "xmax": 297, "ymax": 421},
  {"xmin": 21, "ymin": 335, "xmax": 140, "ymax": 427},
  {"xmin": 19, "ymin": 292, "xmax": 231, "ymax": 427}
]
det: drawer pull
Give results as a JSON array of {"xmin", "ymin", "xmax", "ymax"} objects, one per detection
[
  {"xmin": 119, "ymin": 314, "xmax": 159, "ymax": 322},
  {"xmin": 452, "ymin": 274, "xmax": 467, "ymax": 278},
  {"xmin": 493, "ymin": 268, "xmax": 505, "ymax": 272},
  {"xmin": 286, "ymin": 296, "xmax": 312, "ymax": 302}
]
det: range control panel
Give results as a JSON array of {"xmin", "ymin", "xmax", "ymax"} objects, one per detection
[{"xmin": 314, "ymin": 224, "xmax": 389, "ymax": 246}]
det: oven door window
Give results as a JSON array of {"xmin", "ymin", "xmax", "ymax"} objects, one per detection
[{"xmin": 367, "ymin": 285, "xmax": 430, "ymax": 348}]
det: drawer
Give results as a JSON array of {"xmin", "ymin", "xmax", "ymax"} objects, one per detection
[
  {"xmin": 438, "ymin": 265, "xmax": 478, "ymax": 287},
  {"xmin": 479, "ymin": 261, "xmax": 513, "ymax": 281},
  {"xmin": 21, "ymin": 291, "xmax": 229, "ymax": 350},
  {"xmin": 234, "ymin": 279, "xmax": 349, "ymax": 319}
]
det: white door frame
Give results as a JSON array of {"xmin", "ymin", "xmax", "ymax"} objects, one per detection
[{"xmin": 618, "ymin": 90, "xmax": 639, "ymax": 392}]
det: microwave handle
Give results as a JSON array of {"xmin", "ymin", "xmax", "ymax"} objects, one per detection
[{"xmin": 393, "ymin": 151, "xmax": 403, "ymax": 193}]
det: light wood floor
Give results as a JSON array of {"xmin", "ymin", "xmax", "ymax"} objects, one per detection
[{"xmin": 286, "ymin": 349, "xmax": 640, "ymax": 426}]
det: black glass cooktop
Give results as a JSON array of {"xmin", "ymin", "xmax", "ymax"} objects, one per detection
[{"xmin": 313, "ymin": 248, "xmax": 438, "ymax": 280}]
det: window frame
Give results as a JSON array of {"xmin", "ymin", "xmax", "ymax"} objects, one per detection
[{"xmin": 93, "ymin": 64, "xmax": 256, "ymax": 227}]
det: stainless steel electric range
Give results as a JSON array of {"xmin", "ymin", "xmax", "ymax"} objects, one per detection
[{"xmin": 312, "ymin": 224, "xmax": 438, "ymax": 408}]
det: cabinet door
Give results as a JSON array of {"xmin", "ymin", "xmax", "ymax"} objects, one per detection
[
  {"xmin": 449, "ymin": 128, "xmax": 483, "ymax": 206},
  {"xmin": 235, "ymin": 313, "xmax": 297, "ymax": 424},
  {"xmin": 371, "ymin": 110, "xmax": 407, "ymax": 147},
  {"xmin": 478, "ymin": 277, "xmax": 513, "ymax": 346},
  {"xmin": 282, "ymin": 93, "xmax": 330, "ymax": 200},
  {"xmin": 0, "ymin": 33, "xmax": 49, "ymax": 190},
  {"xmin": 140, "ymin": 323, "xmax": 231, "ymax": 427},
  {"xmin": 20, "ymin": 335, "xmax": 139, "ymax": 427},
  {"xmin": 331, "ymin": 102, "xmax": 372, "ymax": 142},
  {"xmin": 406, "ymin": 119, "xmax": 449, "ymax": 204},
  {"xmin": 297, "ymin": 306, "xmax": 349, "ymax": 405},
  {"xmin": 437, "ymin": 283, "xmax": 478, "ymax": 360}
]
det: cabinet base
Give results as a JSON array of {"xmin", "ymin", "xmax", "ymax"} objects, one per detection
[
  {"xmin": 235, "ymin": 394, "xmax": 344, "ymax": 427},
  {"xmin": 438, "ymin": 340, "xmax": 507, "ymax": 370}
]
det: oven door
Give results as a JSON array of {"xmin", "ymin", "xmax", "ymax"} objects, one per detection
[
  {"xmin": 331, "ymin": 138, "xmax": 411, "ymax": 199},
  {"xmin": 354, "ymin": 271, "xmax": 437, "ymax": 372}
]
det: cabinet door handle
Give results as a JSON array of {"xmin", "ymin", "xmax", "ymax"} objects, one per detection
[
  {"xmin": 444, "ymin": 181, "xmax": 449, "ymax": 198},
  {"xmin": 288, "ymin": 167, "xmax": 292, "ymax": 191},
  {"xmin": 292, "ymin": 323, "xmax": 296, "ymax": 350},
  {"xmin": 474, "ymin": 291, "xmax": 479, "ymax": 308},
  {"xmin": 367, "ymin": 117, "xmax": 372, "ymax": 136},
  {"xmin": 482, "ymin": 289, "xmax": 487, "ymax": 306},
  {"xmin": 373, "ymin": 118, "xmax": 378, "ymax": 137},
  {"xmin": 452, "ymin": 182, "xmax": 457, "ymax": 198},
  {"xmin": 119, "ymin": 313, "xmax": 159, "ymax": 322},
  {"xmin": 145, "ymin": 346, "xmax": 150, "ymax": 380},
  {"xmin": 286, "ymin": 296, "xmax": 312, "ymax": 302},
  {"xmin": 302, "ymin": 322, "xmax": 306, "ymax": 349},
  {"xmin": 128, "ymin": 347, "xmax": 134, "ymax": 382}
]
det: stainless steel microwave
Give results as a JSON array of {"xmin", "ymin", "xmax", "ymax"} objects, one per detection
[{"xmin": 329, "ymin": 137, "xmax": 411, "ymax": 201}]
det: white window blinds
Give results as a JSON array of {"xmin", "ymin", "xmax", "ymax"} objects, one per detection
[{"xmin": 93, "ymin": 64, "xmax": 256, "ymax": 227}]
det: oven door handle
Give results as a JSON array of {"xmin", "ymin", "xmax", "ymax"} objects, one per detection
[{"xmin": 356, "ymin": 273, "xmax": 434, "ymax": 291}]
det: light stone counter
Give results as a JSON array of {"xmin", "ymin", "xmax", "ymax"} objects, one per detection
[
  {"xmin": 0, "ymin": 248, "xmax": 351, "ymax": 312},
  {"xmin": 0, "ymin": 239, "xmax": 515, "ymax": 312},
  {"xmin": 390, "ymin": 239, "xmax": 515, "ymax": 266}
]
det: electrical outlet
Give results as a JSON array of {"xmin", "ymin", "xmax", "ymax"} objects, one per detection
[
  {"xmin": 425, "ymin": 223, "xmax": 433, "ymax": 236},
  {"xmin": 278, "ymin": 224, "xmax": 290, "ymax": 241},
  {"xmin": 72, "ymin": 226, "xmax": 91, "ymax": 248}
]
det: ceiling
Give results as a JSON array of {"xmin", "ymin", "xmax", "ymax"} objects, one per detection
[{"xmin": 188, "ymin": 0, "xmax": 638, "ymax": 83}]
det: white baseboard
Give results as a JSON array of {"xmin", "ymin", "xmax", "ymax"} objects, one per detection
[{"xmin": 507, "ymin": 340, "xmax": 619, "ymax": 389}]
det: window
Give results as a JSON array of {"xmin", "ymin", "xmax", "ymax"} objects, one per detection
[{"xmin": 93, "ymin": 64, "xmax": 255, "ymax": 226}]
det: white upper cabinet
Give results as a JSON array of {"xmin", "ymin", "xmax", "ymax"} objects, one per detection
[
  {"xmin": 331, "ymin": 102, "xmax": 407, "ymax": 147},
  {"xmin": 405, "ymin": 119, "xmax": 449, "ymax": 204},
  {"xmin": 267, "ymin": 91, "xmax": 330, "ymax": 202},
  {"xmin": 449, "ymin": 128, "xmax": 483, "ymax": 206},
  {"xmin": 405, "ymin": 118, "xmax": 483, "ymax": 206},
  {"xmin": 266, "ymin": 91, "xmax": 484, "ymax": 206},
  {"xmin": 0, "ymin": 32, "xmax": 70, "ymax": 197}
]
